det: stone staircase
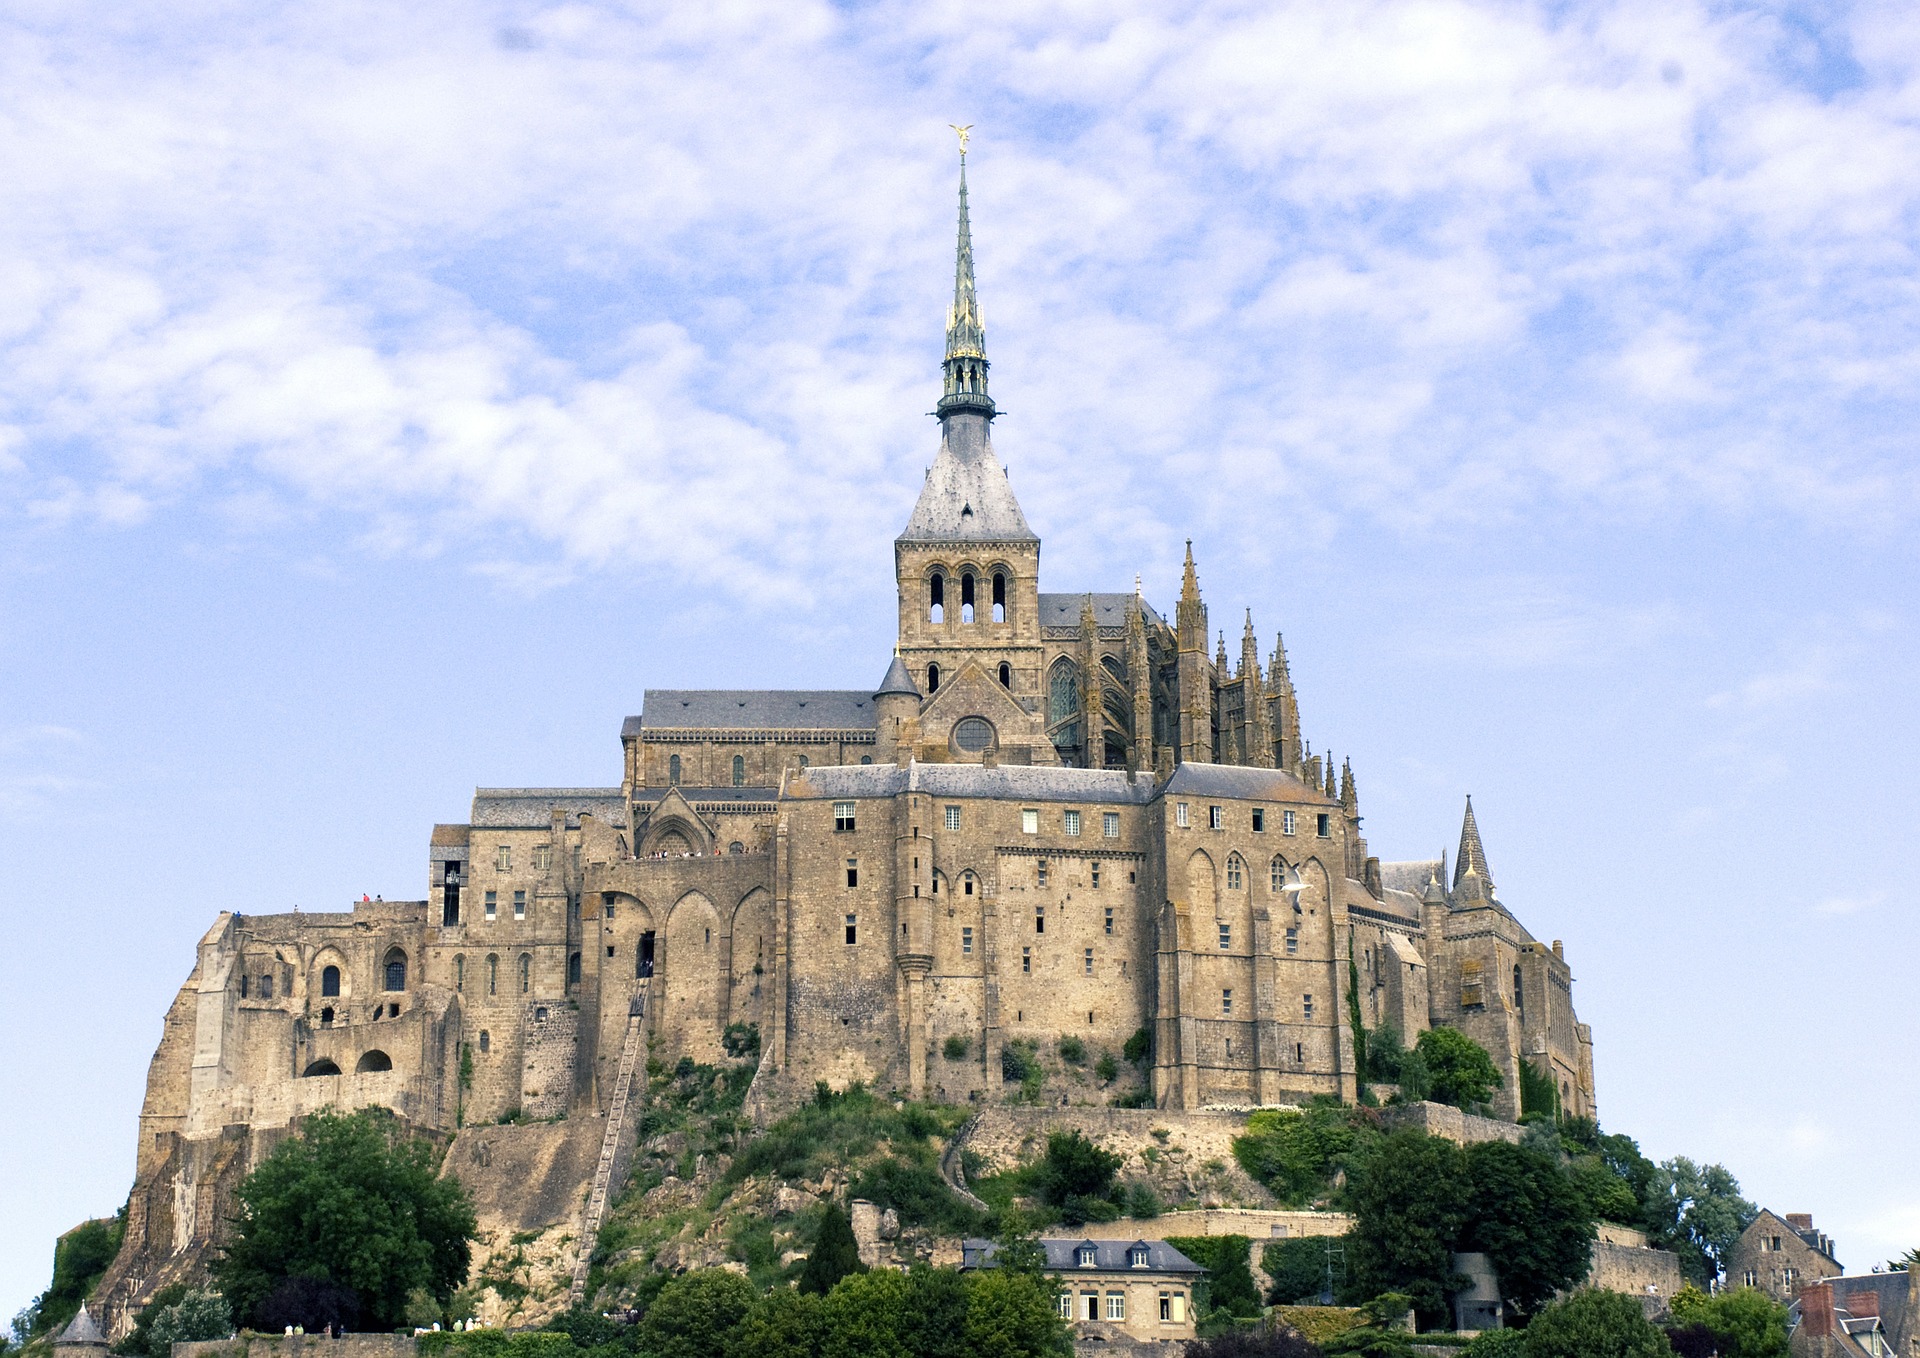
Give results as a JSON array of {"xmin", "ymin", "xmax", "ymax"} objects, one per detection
[{"xmin": 568, "ymin": 984, "xmax": 649, "ymax": 1306}]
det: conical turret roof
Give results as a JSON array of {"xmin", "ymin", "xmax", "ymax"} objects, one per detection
[
  {"xmin": 875, "ymin": 654, "xmax": 921, "ymax": 698},
  {"xmin": 1453, "ymin": 795, "xmax": 1493, "ymax": 891},
  {"xmin": 57, "ymin": 1308, "xmax": 106, "ymax": 1347}
]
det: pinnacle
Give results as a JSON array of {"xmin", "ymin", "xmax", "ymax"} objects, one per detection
[{"xmin": 1453, "ymin": 795, "xmax": 1493, "ymax": 891}]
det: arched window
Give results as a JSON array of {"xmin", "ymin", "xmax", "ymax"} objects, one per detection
[
  {"xmin": 799, "ymin": 755, "xmax": 809, "ymax": 769},
  {"xmin": 383, "ymin": 948, "xmax": 407, "ymax": 992},
  {"xmin": 486, "ymin": 954, "xmax": 498, "ymax": 995},
  {"xmin": 960, "ymin": 572, "xmax": 976, "ymax": 623},
  {"xmin": 568, "ymin": 952, "xmax": 582, "ymax": 986},
  {"xmin": 1227, "ymin": 855, "xmax": 1244, "ymax": 891},
  {"xmin": 929, "ymin": 572, "xmax": 945, "ymax": 623},
  {"xmin": 454, "ymin": 955, "xmax": 465, "ymax": 992},
  {"xmin": 998, "ymin": 661, "xmax": 1011, "ymax": 688},
  {"xmin": 732, "ymin": 754, "xmax": 745, "ymax": 786},
  {"xmin": 355, "ymin": 1050, "xmax": 392, "ymax": 1073},
  {"xmin": 668, "ymin": 754, "xmax": 681, "ymax": 785},
  {"xmin": 301, "ymin": 1059, "xmax": 341, "ymax": 1078},
  {"xmin": 730, "ymin": 841, "xmax": 745, "ymax": 854},
  {"xmin": 321, "ymin": 965, "xmax": 342, "ymax": 997},
  {"xmin": 927, "ymin": 663, "xmax": 941, "ymax": 693},
  {"xmin": 478, "ymin": 1030, "xmax": 491, "ymax": 1054},
  {"xmin": 860, "ymin": 755, "xmax": 872, "ymax": 765},
  {"xmin": 992, "ymin": 572, "xmax": 1007, "ymax": 623},
  {"xmin": 518, "ymin": 954, "xmax": 531, "ymax": 994},
  {"xmin": 1048, "ymin": 659, "xmax": 1081, "ymax": 753}
]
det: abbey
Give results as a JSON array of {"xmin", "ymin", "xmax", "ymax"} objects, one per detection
[{"xmin": 100, "ymin": 157, "xmax": 1594, "ymax": 1328}]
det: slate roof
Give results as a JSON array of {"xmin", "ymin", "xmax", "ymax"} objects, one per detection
[
  {"xmin": 471, "ymin": 788, "xmax": 626, "ymax": 829},
  {"xmin": 1830, "ymin": 1274, "xmax": 1909, "ymax": 1349},
  {"xmin": 898, "ymin": 414, "xmax": 1037, "ymax": 543},
  {"xmin": 1380, "ymin": 860, "xmax": 1444, "ymax": 895},
  {"xmin": 56, "ymin": 1308, "xmax": 106, "ymax": 1346},
  {"xmin": 632, "ymin": 787, "xmax": 780, "ymax": 805},
  {"xmin": 960, "ymin": 1238, "xmax": 1203, "ymax": 1274},
  {"xmin": 1038, "ymin": 592, "xmax": 1166, "ymax": 631},
  {"xmin": 635, "ymin": 690, "xmax": 878, "ymax": 731},
  {"xmin": 793, "ymin": 762, "xmax": 1158, "ymax": 805},
  {"xmin": 875, "ymin": 655, "xmax": 921, "ymax": 698},
  {"xmin": 1161, "ymin": 762, "xmax": 1334, "ymax": 804}
]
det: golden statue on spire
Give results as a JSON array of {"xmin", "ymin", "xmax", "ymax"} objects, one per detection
[{"xmin": 949, "ymin": 123, "xmax": 972, "ymax": 155}]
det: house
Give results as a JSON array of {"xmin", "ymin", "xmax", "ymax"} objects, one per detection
[
  {"xmin": 1791, "ymin": 1271, "xmax": 1915, "ymax": 1357},
  {"xmin": 961, "ymin": 1237, "xmax": 1205, "ymax": 1342},
  {"xmin": 1729, "ymin": 1211, "xmax": 1843, "ymax": 1304}
]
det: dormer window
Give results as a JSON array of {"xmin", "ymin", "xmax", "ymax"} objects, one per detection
[
  {"xmin": 1078, "ymin": 1244, "xmax": 1098, "ymax": 1268},
  {"xmin": 1129, "ymin": 1244, "xmax": 1150, "ymax": 1268}
]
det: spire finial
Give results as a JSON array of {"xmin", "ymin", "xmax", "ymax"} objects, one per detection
[{"xmin": 937, "ymin": 132, "xmax": 993, "ymax": 420}]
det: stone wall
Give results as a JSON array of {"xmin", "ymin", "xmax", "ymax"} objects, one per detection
[
  {"xmin": 1587, "ymin": 1239, "xmax": 1685, "ymax": 1305},
  {"xmin": 175, "ymin": 1337, "xmax": 415, "ymax": 1358},
  {"xmin": 519, "ymin": 1004, "xmax": 579, "ymax": 1119},
  {"xmin": 1077, "ymin": 1209, "xmax": 1352, "ymax": 1242},
  {"xmin": 962, "ymin": 1106, "xmax": 1275, "ymax": 1208},
  {"xmin": 1376, "ymin": 1102, "xmax": 1522, "ymax": 1146}
]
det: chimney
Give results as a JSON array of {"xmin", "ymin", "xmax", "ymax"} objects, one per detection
[
  {"xmin": 1800, "ymin": 1283, "xmax": 1836, "ymax": 1338},
  {"xmin": 1551, "ymin": 940, "xmax": 1563, "ymax": 959},
  {"xmin": 1787, "ymin": 1213, "xmax": 1814, "ymax": 1231}
]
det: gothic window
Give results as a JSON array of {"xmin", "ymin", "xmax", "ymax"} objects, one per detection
[
  {"xmin": 1271, "ymin": 856, "xmax": 1285, "ymax": 892},
  {"xmin": 960, "ymin": 572, "xmax": 976, "ymax": 623},
  {"xmin": 486, "ymin": 954, "xmax": 498, "ymax": 995},
  {"xmin": 927, "ymin": 663, "xmax": 941, "ymax": 693},
  {"xmin": 260, "ymin": 974, "xmax": 274, "ymax": 999},
  {"xmin": 992, "ymin": 571, "xmax": 1007, "ymax": 622},
  {"xmin": 1227, "ymin": 855, "xmax": 1244, "ymax": 891},
  {"xmin": 518, "ymin": 954, "xmax": 531, "ymax": 994},
  {"xmin": 321, "ymin": 965, "xmax": 341, "ymax": 997},
  {"xmin": 930, "ymin": 571, "xmax": 945, "ymax": 623},
  {"xmin": 669, "ymin": 754, "xmax": 681, "ymax": 784},
  {"xmin": 998, "ymin": 661, "xmax": 1011, "ymax": 688},
  {"xmin": 1047, "ymin": 659, "xmax": 1081, "ymax": 753},
  {"xmin": 383, "ymin": 949, "xmax": 407, "ymax": 992},
  {"xmin": 733, "ymin": 755, "xmax": 745, "ymax": 786}
]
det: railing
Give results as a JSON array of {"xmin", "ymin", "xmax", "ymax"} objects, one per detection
[{"xmin": 568, "ymin": 982, "xmax": 649, "ymax": 1305}]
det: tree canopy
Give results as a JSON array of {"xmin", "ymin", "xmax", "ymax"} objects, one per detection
[
  {"xmin": 1461, "ymin": 1141, "xmax": 1594, "ymax": 1321},
  {"xmin": 1669, "ymin": 1285, "xmax": 1790, "ymax": 1358},
  {"xmin": 1522, "ymin": 1288, "xmax": 1671, "ymax": 1358},
  {"xmin": 1344, "ymin": 1131, "xmax": 1473, "ymax": 1325},
  {"xmin": 798, "ymin": 1204, "xmax": 866, "ymax": 1296},
  {"xmin": 1414, "ymin": 1028, "xmax": 1503, "ymax": 1110},
  {"xmin": 212, "ymin": 1108, "xmax": 477, "ymax": 1331}
]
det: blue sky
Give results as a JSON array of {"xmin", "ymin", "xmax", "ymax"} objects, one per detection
[{"xmin": 4, "ymin": 0, "xmax": 1919, "ymax": 1318}]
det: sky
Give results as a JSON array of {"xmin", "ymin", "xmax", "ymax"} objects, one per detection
[{"xmin": 3, "ymin": 0, "xmax": 1919, "ymax": 1320}]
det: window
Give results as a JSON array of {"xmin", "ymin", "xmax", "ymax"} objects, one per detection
[
  {"xmin": 1057, "ymin": 1295, "xmax": 1072, "ymax": 1320},
  {"xmin": 513, "ymin": 889, "xmax": 527, "ymax": 920},
  {"xmin": 1270, "ymin": 858, "xmax": 1283, "ymax": 892},
  {"xmin": 1218, "ymin": 923, "xmax": 1232, "ymax": 950},
  {"xmin": 861, "ymin": 755, "xmax": 872, "ymax": 764},
  {"xmin": 930, "ymin": 571, "xmax": 945, "ymax": 622},
  {"xmin": 1022, "ymin": 946, "xmax": 1032, "ymax": 974},
  {"xmin": 518, "ymin": 954, "xmax": 530, "ymax": 994},
  {"xmin": 259, "ymin": 975, "xmax": 273, "ymax": 999},
  {"xmin": 1283, "ymin": 809, "xmax": 1296, "ymax": 835},
  {"xmin": 953, "ymin": 717, "xmax": 995, "ymax": 753},
  {"xmin": 321, "ymin": 965, "xmax": 342, "ymax": 997},
  {"xmin": 1035, "ymin": 905, "xmax": 1046, "ymax": 932},
  {"xmin": 1160, "ymin": 1295, "xmax": 1171, "ymax": 1323},
  {"xmin": 1221, "ymin": 988, "xmax": 1233, "ymax": 1015},
  {"xmin": 567, "ymin": 952, "xmax": 581, "ymax": 986},
  {"xmin": 799, "ymin": 755, "xmax": 810, "ymax": 769},
  {"xmin": 1285, "ymin": 927, "xmax": 1298, "ymax": 954},
  {"xmin": 927, "ymin": 663, "xmax": 941, "ymax": 693},
  {"xmin": 993, "ymin": 571, "xmax": 1007, "ymax": 622},
  {"xmin": 1316, "ymin": 813, "xmax": 1331, "ymax": 836},
  {"xmin": 1106, "ymin": 1293, "xmax": 1125, "ymax": 1321},
  {"xmin": 963, "ymin": 872, "xmax": 976, "ymax": 896},
  {"xmin": 319, "ymin": 1006, "xmax": 334, "ymax": 1026},
  {"xmin": 1208, "ymin": 805, "xmax": 1223, "ymax": 829},
  {"xmin": 961, "ymin": 926, "xmax": 973, "ymax": 955},
  {"xmin": 1084, "ymin": 948, "xmax": 1094, "ymax": 975},
  {"xmin": 1103, "ymin": 812, "xmax": 1119, "ymax": 837},
  {"xmin": 1744, "ymin": 1271, "xmax": 1758, "ymax": 1288},
  {"xmin": 495, "ymin": 844, "xmax": 511, "ymax": 870},
  {"xmin": 1078, "ymin": 1245, "xmax": 1098, "ymax": 1267},
  {"xmin": 669, "ymin": 754, "xmax": 681, "ymax": 784},
  {"xmin": 1037, "ymin": 862, "xmax": 1049, "ymax": 889},
  {"xmin": 486, "ymin": 954, "xmax": 498, "ymax": 995},
  {"xmin": 960, "ymin": 571, "xmax": 976, "ymax": 623},
  {"xmin": 1104, "ymin": 907, "xmax": 1114, "ymax": 936},
  {"xmin": 384, "ymin": 950, "xmax": 407, "ymax": 991},
  {"xmin": 533, "ymin": 845, "xmax": 551, "ymax": 872},
  {"xmin": 999, "ymin": 662, "xmax": 1012, "ymax": 687},
  {"xmin": 945, "ymin": 805, "xmax": 962, "ymax": 831},
  {"xmin": 1091, "ymin": 862, "xmax": 1101, "ymax": 888},
  {"xmin": 1252, "ymin": 808, "xmax": 1265, "ymax": 832},
  {"xmin": 1294, "ymin": 1041, "xmax": 1303, "ymax": 1061},
  {"xmin": 834, "ymin": 801, "xmax": 857, "ymax": 832},
  {"xmin": 845, "ymin": 914, "xmax": 857, "ymax": 945},
  {"xmin": 1021, "ymin": 808, "xmax": 1039, "ymax": 834},
  {"xmin": 240, "ymin": 974, "xmax": 250, "ymax": 999},
  {"xmin": 1227, "ymin": 856, "xmax": 1243, "ymax": 890},
  {"xmin": 1303, "ymin": 993, "xmax": 1314, "ymax": 1019},
  {"xmin": 1175, "ymin": 802, "xmax": 1190, "ymax": 828},
  {"xmin": 484, "ymin": 890, "xmax": 497, "ymax": 920},
  {"xmin": 846, "ymin": 859, "xmax": 859, "ymax": 888},
  {"xmin": 730, "ymin": 841, "xmax": 744, "ymax": 854},
  {"xmin": 732, "ymin": 755, "xmax": 745, "ymax": 786},
  {"xmin": 1064, "ymin": 809, "xmax": 1081, "ymax": 836},
  {"xmin": 1513, "ymin": 965, "xmax": 1523, "ymax": 1014},
  {"xmin": 455, "ymin": 955, "xmax": 465, "ymax": 991},
  {"xmin": 479, "ymin": 1030, "xmax": 490, "ymax": 1054},
  {"xmin": 1130, "ymin": 1246, "xmax": 1150, "ymax": 1268},
  {"xmin": 1083, "ymin": 1294, "xmax": 1099, "ymax": 1321}
]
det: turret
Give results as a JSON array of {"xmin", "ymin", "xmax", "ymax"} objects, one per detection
[
  {"xmin": 1175, "ymin": 542, "xmax": 1212, "ymax": 765},
  {"xmin": 1453, "ymin": 796, "xmax": 1493, "ymax": 902},
  {"xmin": 1270, "ymin": 632, "xmax": 1302, "ymax": 773},
  {"xmin": 874, "ymin": 654, "xmax": 921, "ymax": 763},
  {"xmin": 1241, "ymin": 612, "xmax": 1274, "ymax": 768}
]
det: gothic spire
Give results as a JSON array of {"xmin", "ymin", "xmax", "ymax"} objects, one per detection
[
  {"xmin": 937, "ymin": 144, "xmax": 994, "ymax": 420},
  {"xmin": 1454, "ymin": 795, "xmax": 1493, "ymax": 891},
  {"xmin": 1340, "ymin": 757, "xmax": 1357, "ymax": 813}
]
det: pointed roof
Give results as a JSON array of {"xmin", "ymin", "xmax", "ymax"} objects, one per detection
[
  {"xmin": 898, "ymin": 413, "xmax": 1036, "ymax": 542},
  {"xmin": 56, "ymin": 1307, "xmax": 106, "ymax": 1347},
  {"xmin": 1453, "ymin": 795, "xmax": 1493, "ymax": 891},
  {"xmin": 936, "ymin": 149, "xmax": 995, "ymax": 421},
  {"xmin": 875, "ymin": 654, "xmax": 921, "ymax": 699}
]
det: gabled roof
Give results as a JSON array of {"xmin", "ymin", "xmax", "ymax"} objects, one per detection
[
  {"xmin": 471, "ymin": 789, "xmax": 625, "ymax": 830},
  {"xmin": 1161, "ymin": 762, "xmax": 1333, "ymax": 804},
  {"xmin": 897, "ymin": 415, "xmax": 1036, "ymax": 543},
  {"xmin": 636, "ymin": 690, "xmax": 878, "ymax": 731}
]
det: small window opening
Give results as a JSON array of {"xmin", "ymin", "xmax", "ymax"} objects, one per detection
[
  {"xmin": 845, "ymin": 914, "xmax": 858, "ymax": 945},
  {"xmin": 669, "ymin": 754, "xmax": 681, "ymax": 784},
  {"xmin": 927, "ymin": 663, "xmax": 941, "ymax": 693},
  {"xmin": 930, "ymin": 572, "xmax": 945, "ymax": 623},
  {"xmin": 479, "ymin": 1030, "xmax": 491, "ymax": 1054},
  {"xmin": 846, "ymin": 859, "xmax": 859, "ymax": 888},
  {"xmin": 1104, "ymin": 906, "xmax": 1114, "ymax": 935},
  {"xmin": 1022, "ymin": 946, "xmax": 1031, "ymax": 973},
  {"xmin": 321, "ymin": 965, "xmax": 341, "ymax": 997},
  {"xmin": 992, "ymin": 572, "xmax": 1007, "ymax": 622},
  {"xmin": 960, "ymin": 572, "xmax": 975, "ymax": 623},
  {"xmin": 732, "ymin": 754, "xmax": 745, "ymax": 786},
  {"xmin": 999, "ymin": 661, "xmax": 1011, "ymax": 688}
]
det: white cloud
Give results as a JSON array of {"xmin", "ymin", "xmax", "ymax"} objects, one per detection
[{"xmin": 2, "ymin": 0, "xmax": 1919, "ymax": 597}]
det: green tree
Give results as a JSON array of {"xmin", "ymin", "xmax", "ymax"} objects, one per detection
[
  {"xmin": 144, "ymin": 1291, "xmax": 230, "ymax": 1350},
  {"xmin": 1123, "ymin": 1027, "xmax": 1153, "ymax": 1065},
  {"xmin": 1644, "ymin": 1158, "xmax": 1756, "ymax": 1285},
  {"xmin": 962, "ymin": 1269, "xmax": 1072, "ymax": 1358},
  {"xmin": 212, "ymin": 1108, "xmax": 477, "ymax": 1331},
  {"xmin": 638, "ymin": 1270, "xmax": 756, "ymax": 1358},
  {"xmin": 26, "ymin": 1217, "xmax": 125, "ymax": 1338},
  {"xmin": 1233, "ymin": 1104, "xmax": 1374, "ymax": 1206},
  {"xmin": 1185, "ymin": 1327, "xmax": 1325, "ymax": 1358},
  {"xmin": 1344, "ymin": 1131, "xmax": 1472, "ymax": 1326},
  {"xmin": 1262, "ymin": 1236, "xmax": 1336, "ymax": 1306},
  {"xmin": 1462, "ymin": 1141, "xmax": 1594, "ymax": 1321},
  {"xmin": 733, "ymin": 1288, "xmax": 824, "ymax": 1358},
  {"xmin": 112, "ymin": 1282, "xmax": 190, "ymax": 1358},
  {"xmin": 1462, "ymin": 1330, "xmax": 1527, "ymax": 1358},
  {"xmin": 1414, "ymin": 1029, "xmax": 1502, "ymax": 1110},
  {"xmin": 817, "ymin": 1268, "xmax": 913, "ymax": 1358},
  {"xmin": 1522, "ymin": 1288, "xmax": 1670, "ymax": 1358},
  {"xmin": 1033, "ymin": 1130, "xmax": 1122, "ymax": 1222},
  {"xmin": 799, "ymin": 1203, "xmax": 868, "ymax": 1295},
  {"xmin": 1669, "ymin": 1286, "xmax": 1789, "ymax": 1358},
  {"xmin": 1168, "ymin": 1237, "xmax": 1261, "ymax": 1320}
]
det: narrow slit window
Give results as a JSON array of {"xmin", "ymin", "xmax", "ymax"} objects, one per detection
[
  {"xmin": 992, "ymin": 571, "xmax": 1006, "ymax": 622},
  {"xmin": 845, "ymin": 914, "xmax": 858, "ymax": 945},
  {"xmin": 929, "ymin": 572, "xmax": 944, "ymax": 623}
]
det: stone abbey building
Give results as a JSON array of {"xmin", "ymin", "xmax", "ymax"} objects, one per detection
[{"xmin": 102, "ymin": 158, "xmax": 1596, "ymax": 1327}]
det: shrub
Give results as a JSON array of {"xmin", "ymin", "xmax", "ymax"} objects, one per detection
[
  {"xmin": 1668, "ymin": 1285, "xmax": 1789, "ymax": 1358},
  {"xmin": 1522, "ymin": 1288, "xmax": 1670, "ymax": 1358},
  {"xmin": 1461, "ymin": 1330, "xmax": 1527, "ymax": 1358},
  {"xmin": 639, "ymin": 1270, "xmax": 756, "ymax": 1358},
  {"xmin": 1185, "ymin": 1325, "xmax": 1326, "ymax": 1358},
  {"xmin": 798, "ymin": 1204, "xmax": 866, "ymax": 1296},
  {"xmin": 1033, "ymin": 1131, "xmax": 1121, "ymax": 1209},
  {"xmin": 1123, "ymin": 1026, "xmax": 1153, "ymax": 1064},
  {"xmin": 1233, "ymin": 1103, "xmax": 1375, "ymax": 1205},
  {"xmin": 1124, "ymin": 1182, "xmax": 1163, "ymax": 1218},
  {"xmin": 943, "ymin": 1035, "xmax": 970, "ymax": 1061},
  {"xmin": 720, "ymin": 1023, "xmax": 760, "ymax": 1059},
  {"xmin": 1095, "ymin": 1053, "xmax": 1119, "ymax": 1083},
  {"xmin": 1057, "ymin": 1036, "xmax": 1088, "ymax": 1065},
  {"xmin": 1414, "ymin": 1028, "xmax": 1502, "ymax": 1110},
  {"xmin": 144, "ymin": 1292, "xmax": 230, "ymax": 1349},
  {"xmin": 1264, "ymin": 1237, "xmax": 1336, "ymax": 1306},
  {"xmin": 1002, "ymin": 1039, "xmax": 1041, "ymax": 1084}
]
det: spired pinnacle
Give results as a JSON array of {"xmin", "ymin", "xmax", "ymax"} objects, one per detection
[
  {"xmin": 937, "ymin": 138, "xmax": 994, "ymax": 420},
  {"xmin": 1454, "ymin": 795, "xmax": 1493, "ymax": 891}
]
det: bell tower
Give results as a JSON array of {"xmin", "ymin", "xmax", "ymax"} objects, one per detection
[{"xmin": 894, "ymin": 141, "xmax": 1045, "ymax": 741}]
